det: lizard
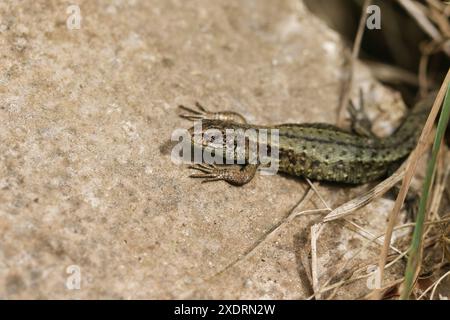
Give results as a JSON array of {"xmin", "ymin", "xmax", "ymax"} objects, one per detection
[{"xmin": 178, "ymin": 93, "xmax": 435, "ymax": 186}]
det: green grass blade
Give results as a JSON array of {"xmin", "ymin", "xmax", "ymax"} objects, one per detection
[{"xmin": 400, "ymin": 84, "xmax": 450, "ymax": 299}]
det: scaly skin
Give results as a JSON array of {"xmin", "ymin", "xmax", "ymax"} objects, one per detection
[{"xmin": 179, "ymin": 95, "xmax": 434, "ymax": 185}]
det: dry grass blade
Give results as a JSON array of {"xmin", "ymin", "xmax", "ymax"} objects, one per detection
[
  {"xmin": 397, "ymin": 0, "xmax": 448, "ymax": 56},
  {"xmin": 365, "ymin": 60, "xmax": 420, "ymax": 86},
  {"xmin": 428, "ymin": 149, "xmax": 450, "ymax": 222},
  {"xmin": 204, "ymin": 186, "xmax": 313, "ymax": 280},
  {"xmin": 311, "ymin": 222, "xmax": 324, "ymax": 300},
  {"xmin": 323, "ymin": 165, "xmax": 405, "ymax": 222},
  {"xmin": 417, "ymin": 270, "xmax": 450, "ymax": 299},
  {"xmin": 337, "ymin": 0, "xmax": 372, "ymax": 126},
  {"xmin": 309, "ymin": 216, "xmax": 450, "ymax": 299},
  {"xmin": 427, "ymin": 0, "xmax": 450, "ymax": 37},
  {"xmin": 342, "ymin": 219, "xmax": 403, "ymax": 254},
  {"xmin": 372, "ymin": 69, "xmax": 450, "ymax": 299},
  {"xmin": 400, "ymin": 81, "xmax": 450, "ymax": 299},
  {"xmin": 324, "ymin": 148, "xmax": 447, "ymax": 223}
]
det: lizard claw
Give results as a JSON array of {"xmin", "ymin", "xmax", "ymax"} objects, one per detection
[
  {"xmin": 179, "ymin": 101, "xmax": 247, "ymax": 124},
  {"xmin": 188, "ymin": 163, "xmax": 258, "ymax": 185},
  {"xmin": 195, "ymin": 101, "xmax": 207, "ymax": 112},
  {"xmin": 189, "ymin": 163, "xmax": 224, "ymax": 183},
  {"xmin": 188, "ymin": 163, "xmax": 218, "ymax": 173},
  {"xmin": 178, "ymin": 102, "xmax": 211, "ymax": 121}
]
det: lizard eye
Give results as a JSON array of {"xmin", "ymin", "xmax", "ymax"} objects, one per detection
[
  {"xmin": 202, "ymin": 129, "xmax": 223, "ymax": 146},
  {"xmin": 203, "ymin": 134, "xmax": 215, "ymax": 142}
]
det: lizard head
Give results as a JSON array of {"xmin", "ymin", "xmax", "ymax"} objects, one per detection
[{"xmin": 188, "ymin": 120, "xmax": 252, "ymax": 161}]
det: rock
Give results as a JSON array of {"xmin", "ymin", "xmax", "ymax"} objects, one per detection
[{"xmin": 0, "ymin": 0, "xmax": 411, "ymax": 299}]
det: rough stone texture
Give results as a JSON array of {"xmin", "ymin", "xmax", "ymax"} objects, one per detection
[{"xmin": 0, "ymin": 0, "xmax": 418, "ymax": 299}]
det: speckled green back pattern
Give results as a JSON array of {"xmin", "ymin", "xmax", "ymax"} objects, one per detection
[
  {"xmin": 195, "ymin": 95, "xmax": 433, "ymax": 184},
  {"xmin": 274, "ymin": 96, "xmax": 432, "ymax": 183}
]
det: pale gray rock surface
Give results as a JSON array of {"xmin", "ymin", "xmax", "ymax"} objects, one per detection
[{"xmin": 0, "ymin": 0, "xmax": 411, "ymax": 299}]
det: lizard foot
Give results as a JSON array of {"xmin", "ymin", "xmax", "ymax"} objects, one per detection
[
  {"xmin": 179, "ymin": 102, "xmax": 247, "ymax": 123},
  {"xmin": 179, "ymin": 102, "xmax": 211, "ymax": 121},
  {"xmin": 189, "ymin": 163, "xmax": 258, "ymax": 186}
]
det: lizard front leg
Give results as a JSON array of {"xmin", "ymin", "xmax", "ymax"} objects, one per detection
[
  {"xmin": 179, "ymin": 102, "xmax": 247, "ymax": 124},
  {"xmin": 189, "ymin": 163, "xmax": 258, "ymax": 186}
]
